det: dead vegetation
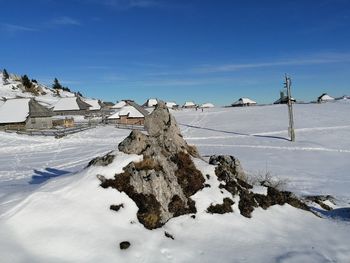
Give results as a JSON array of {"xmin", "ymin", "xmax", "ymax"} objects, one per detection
[{"xmin": 247, "ymin": 171, "xmax": 289, "ymax": 191}]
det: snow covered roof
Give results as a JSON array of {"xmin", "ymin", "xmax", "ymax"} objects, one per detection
[
  {"xmin": 233, "ymin": 98, "xmax": 257, "ymax": 105},
  {"xmin": 318, "ymin": 93, "xmax": 335, "ymax": 101},
  {"xmin": 143, "ymin": 98, "xmax": 158, "ymax": 107},
  {"xmin": 183, "ymin": 101, "xmax": 196, "ymax": 107},
  {"xmin": 166, "ymin": 102, "xmax": 178, "ymax": 108},
  {"xmin": 53, "ymin": 97, "xmax": 90, "ymax": 111},
  {"xmin": 83, "ymin": 99, "xmax": 101, "ymax": 110},
  {"xmin": 108, "ymin": 106, "xmax": 145, "ymax": 119},
  {"xmin": 112, "ymin": 101, "xmax": 127, "ymax": 109},
  {"xmin": 0, "ymin": 98, "xmax": 30, "ymax": 123},
  {"xmin": 200, "ymin": 103, "xmax": 215, "ymax": 108}
]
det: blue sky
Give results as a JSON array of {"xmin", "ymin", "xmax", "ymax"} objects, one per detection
[{"xmin": 1, "ymin": 0, "xmax": 350, "ymax": 105}]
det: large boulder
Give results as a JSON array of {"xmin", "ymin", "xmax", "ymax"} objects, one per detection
[{"xmin": 101, "ymin": 101, "xmax": 205, "ymax": 229}]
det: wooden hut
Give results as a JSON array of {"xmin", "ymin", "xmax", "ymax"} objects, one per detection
[
  {"xmin": 52, "ymin": 97, "xmax": 91, "ymax": 116},
  {"xmin": 107, "ymin": 101, "xmax": 149, "ymax": 125},
  {"xmin": 0, "ymin": 98, "xmax": 53, "ymax": 130}
]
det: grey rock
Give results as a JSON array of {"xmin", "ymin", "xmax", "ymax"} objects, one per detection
[
  {"xmin": 103, "ymin": 101, "xmax": 205, "ymax": 229},
  {"xmin": 88, "ymin": 152, "xmax": 115, "ymax": 167},
  {"xmin": 209, "ymin": 155, "xmax": 246, "ymax": 181}
]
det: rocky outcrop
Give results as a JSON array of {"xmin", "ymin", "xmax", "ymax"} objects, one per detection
[
  {"xmin": 95, "ymin": 103, "xmax": 312, "ymax": 230},
  {"xmin": 211, "ymin": 155, "xmax": 310, "ymax": 218},
  {"xmin": 100, "ymin": 102, "xmax": 205, "ymax": 229},
  {"xmin": 209, "ymin": 155, "xmax": 246, "ymax": 181}
]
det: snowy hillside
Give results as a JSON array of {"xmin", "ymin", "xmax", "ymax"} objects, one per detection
[
  {"xmin": 0, "ymin": 71, "xmax": 77, "ymax": 107},
  {"xmin": 0, "ymin": 101, "xmax": 349, "ymax": 262}
]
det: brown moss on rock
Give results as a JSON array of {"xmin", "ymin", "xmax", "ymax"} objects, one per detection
[
  {"xmin": 134, "ymin": 193, "xmax": 163, "ymax": 229},
  {"xmin": 254, "ymin": 187, "xmax": 310, "ymax": 211},
  {"xmin": 219, "ymin": 181, "xmax": 238, "ymax": 196},
  {"xmin": 238, "ymin": 190, "xmax": 258, "ymax": 218},
  {"xmin": 172, "ymin": 152, "xmax": 205, "ymax": 197},
  {"xmin": 207, "ymin": 198, "xmax": 234, "ymax": 214},
  {"xmin": 100, "ymin": 171, "xmax": 163, "ymax": 229},
  {"xmin": 168, "ymin": 195, "xmax": 197, "ymax": 217}
]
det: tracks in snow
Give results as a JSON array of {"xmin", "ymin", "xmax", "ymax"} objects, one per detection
[{"xmin": 194, "ymin": 143, "xmax": 350, "ymax": 153}]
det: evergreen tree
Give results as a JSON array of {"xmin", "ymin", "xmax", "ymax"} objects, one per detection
[
  {"xmin": 62, "ymin": 86, "xmax": 71, "ymax": 92},
  {"xmin": 2, "ymin": 69, "xmax": 9, "ymax": 81},
  {"xmin": 21, "ymin": 75, "xmax": 32, "ymax": 89},
  {"xmin": 52, "ymin": 78, "xmax": 63, "ymax": 90}
]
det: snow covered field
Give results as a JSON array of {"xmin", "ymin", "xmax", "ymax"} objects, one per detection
[
  {"xmin": 174, "ymin": 101, "xmax": 350, "ymax": 202},
  {"xmin": 0, "ymin": 101, "xmax": 349, "ymax": 262},
  {"xmin": 0, "ymin": 126, "xmax": 129, "ymax": 213}
]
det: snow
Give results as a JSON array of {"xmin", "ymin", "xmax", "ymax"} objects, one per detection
[
  {"xmin": 233, "ymin": 97, "xmax": 257, "ymax": 105},
  {"xmin": 0, "ymin": 101, "xmax": 349, "ymax": 262},
  {"xmin": 108, "ymin": 106, "xmax": 144, "ymax": 119},
  {"xmin": 0, "ymin": 98, "xmax": 30, "ymax": 123},
  {"xmin": 112, "ymin": 101, "xmax": 127, "ymax": 109},
  {"xmin": 83, "ymin": 98, "xmax": 101, "ymax": 110},
  {"xmin": 53, "ymin": 97, "xmax": 80, "ymax": 111}
]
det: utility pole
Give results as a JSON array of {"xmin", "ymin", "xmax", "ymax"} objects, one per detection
[{"xmin": 284, "ymin": 74, "xmax": 295, "ymax": 142}]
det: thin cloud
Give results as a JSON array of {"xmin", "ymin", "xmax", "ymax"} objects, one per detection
[
  {"xmin": 194, "ymin": 53, "xmax": 350, "ymax": 73},
  {"xmin": 1, "ymin": 23, "xmax": 37, "ymax": 33},
  {"xmin": 52, "ymin": 16, "xmax": 81, "ymax": 26}
]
